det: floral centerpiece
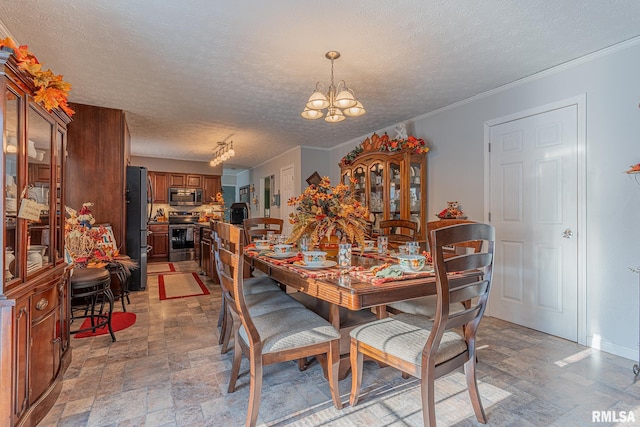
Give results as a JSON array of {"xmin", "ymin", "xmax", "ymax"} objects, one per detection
[
  {"xmin": 65, "ymin": 202, "xmax": 136, "ymax": 272},
  {"xmin": 287, "ymin": 176, "xmax": 370, "ymax": 250}
]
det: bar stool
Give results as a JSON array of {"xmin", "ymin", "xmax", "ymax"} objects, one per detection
[
  {"xmin": 107, "ymin": 258, "xmax": 132, "ymax": 312},
  {"xmin": 70, "ymin": 267, "xmax": 116, "ymax": 342}
]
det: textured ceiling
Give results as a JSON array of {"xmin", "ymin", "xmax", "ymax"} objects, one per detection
[{"xmin": 1, "ymin": 1, "xmax": 640, "ymax": 174}]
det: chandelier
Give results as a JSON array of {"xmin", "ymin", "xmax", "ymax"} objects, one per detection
[
  {"xmin": 301, "ymin": 51, "xmax": 366, "ymax": 123},
  {"xmin": 209, "ymin": 141, "xmax": 235, "ymax": 167}
]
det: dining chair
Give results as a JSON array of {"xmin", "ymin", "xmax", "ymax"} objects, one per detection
[
  {"xmin": 214, "ymin": 222, "xmax": 342, "ymax": 427},
  {"xmin": 388, "ymin": 219, "xmax": 482, "ymax": 318},
  {"xmin": 349, "ymin": 222, "xmax": 495, "ymax": 427},
  {"xmin": 379, "ymin": 219, "xmax": 418, "ymax": 248},
  {"xmin": 242, "ymin": 217, "xmax": 284, "ymax": 244},
  {"xmin": 212, "ymin": 221, "xmax": 288, "ymax": 354}
]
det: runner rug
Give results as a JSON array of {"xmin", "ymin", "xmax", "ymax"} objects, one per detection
[
  {"xmin": 147, "ymin": 262, "xmax": 176, "ymax": 274},
  {"xmin": 158, "ymin": 272, "xmax": 210, "ymax": 300},
  {"xmin": 74, "ymin": 312, "xmax": 137, "ymax": 338}
]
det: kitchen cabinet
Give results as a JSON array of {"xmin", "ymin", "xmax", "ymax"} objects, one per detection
[
  {"xmin": 67, "ymin": 103, "xmax": 129, "ymax": 252},
  {"xmin": 1, "ymin": 48, "xmax": 71, "ymax": 427},
  {"xmin": 186, "ymin": 174, "xmax": 202, "ymax": 188},
  {"xmin": 340, "ymin": 144, "xmax": 427, "ymax": 240},
  {"xmin": 147, "ymin": 224, "xmax": 169, "ymax": 261},
  {"xmin": 149, "ymin": 172, "xmax": 168, "ymax": 204},
  {"xmin": 202, "ymin": 175, "xmax": 221, "ymax": 203},
  {"xmin": 169, "ymin": 173, "xmax": 186, "ymax": 187}
]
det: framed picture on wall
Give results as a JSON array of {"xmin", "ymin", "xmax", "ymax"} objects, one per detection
[
  {"xmin": 306, "ymin": 171, "xmax": 322, "ymax": 186},
  {"xmin": 239, "ymin": 185, "xmax": 250, "ymax": 203}
]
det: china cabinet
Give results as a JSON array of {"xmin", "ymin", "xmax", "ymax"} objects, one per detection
[
  {"xmin": 340, "ymin": 143, "xmax": 427, "ymax": 240},
  {"xmin": 1, "ymin": 49, "xmax": 71, "ymax": 426}
]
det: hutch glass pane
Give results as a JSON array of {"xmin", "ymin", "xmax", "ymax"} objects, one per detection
[
  {"xmin": 368, "ymin": 162, "xmax": 384, "ymax": 231},
  {"xmin": 353, "ymin": 166, "xmax": 366, "ymax": 205},
  {"xmin": 27, "ymin": 106, "xmax": 53, "ymax": 274},
  {"xmin": 410, "ymin": 161, "xmax": 422, "ymax": 225},
  {"xmin": 389, "ymin": 161, "xmax": 401, "ymax": 220},
  {"xmin": 4, "ymin": 85, "xmax": 19, "ymax": 282},
  {"xmin": 56, "ymin": 130, "xmax": 64, "ymax": 260}
]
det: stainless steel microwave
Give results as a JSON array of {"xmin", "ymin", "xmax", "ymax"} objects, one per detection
[{"xmin": 168, "ymin": 187, "xmax": 203, "ymax": 206}]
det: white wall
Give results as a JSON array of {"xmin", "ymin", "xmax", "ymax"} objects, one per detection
[
  {"xmin": 131, "ymin": 155, "xmax": 222, "ymax": 175},
  {"xmin": 325, "ymin": 39, "xmax": 640, "ymax": 360}
]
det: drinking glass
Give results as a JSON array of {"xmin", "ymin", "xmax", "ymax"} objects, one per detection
[
  {"xmin": 377, "ymin": 236, "xmax": 388, "ymax": 254},
  {"xmin": 267, "ymin": 231, "xmax": 276, "ymax": 245},
  {"xmin": 338, "ymin": 243, "xmax": 352, "ymax": 268},
  {"xmin": 298, "ymin": 236, "xmax": 310, "ymax": 252},
  {"xmin": 407, "ymin": 241, "xmax": 419, "ymax": 255}
]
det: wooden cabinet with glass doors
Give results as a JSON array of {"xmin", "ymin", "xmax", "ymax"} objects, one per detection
[
  {"xmin": 340, "ymin": 146, "xmax": 427, "ymax": 240},
  {"xmin": 1, "ymin": 48, "xmax": 71, "ymax": 427}
]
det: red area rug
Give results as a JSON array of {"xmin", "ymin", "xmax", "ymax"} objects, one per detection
[
  {"xmin": 73, "ymin": 312, "xmax": 136, "ymax": 338},
  {"xmin": 147, "ymin": 262, "xmax": 176, "ymax": 274},
  {"xmin": 159, "ymin": 272, "xmax": 210, "ymax": 300}
]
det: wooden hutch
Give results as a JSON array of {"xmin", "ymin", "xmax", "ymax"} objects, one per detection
[
  {"xmin": 0, "ymin": 48, "xmax": 71, "ymax": 426},
  {"xmin": 339, "ymin": 132, "xmax": 428, "ymax": 239}
]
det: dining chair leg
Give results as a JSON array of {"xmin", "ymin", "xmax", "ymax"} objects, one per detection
[
  {"xmin": 349, "ymin": 339, "xmax": 363, "ymax": 406},
  {"xmin": 218, "ymin": 299, "xmax": 227, "ymax": 345},
  {"xmin": 220, "ymin": 308, "xmax": 233, "ymax": 354},
  {"xmin": 228, "ymin": 335, "xmax": 242, "ymax": 393},
  {"xmin": 327, "ymin": 340, "xmax": 343, "ymax": 409},
  {"xmin": 247, "ymin": 357, "xmax": 263, "ymax": 427},
  {"xmin": 421, "ymin": 367, "xmax": 437, "ymax": 427},
  {"xmin": 464, "ymin": 357, "xmax": 487, "ymax": 423}
]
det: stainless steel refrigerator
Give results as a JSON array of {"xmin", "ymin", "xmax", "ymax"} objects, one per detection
[{"xmin": 126, "ymin": 166, "xmax": 150, "ymax": 290}]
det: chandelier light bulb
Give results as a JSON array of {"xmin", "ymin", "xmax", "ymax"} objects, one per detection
[{"xmin": 301, "ymin": 51, "xmax": 365, "ymax": 123}]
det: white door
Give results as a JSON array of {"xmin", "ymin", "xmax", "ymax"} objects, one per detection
[
  {"xmin": 488, "ymin": 104, "xmax": 579, "ymax": 341},
  {"xmin": 280, "ymin": 165, "xmax": 295, "ymax": 236}
]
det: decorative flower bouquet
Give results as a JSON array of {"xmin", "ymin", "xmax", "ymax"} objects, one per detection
[
  {"xmin": 65, "ymin": 202, "xmax": 137, "ymax": 272},
  {"xmin": 287, "ymin": 177, "xmax": 370, "ymax": 248}
]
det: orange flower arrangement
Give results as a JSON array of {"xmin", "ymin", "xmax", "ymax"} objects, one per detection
[
  {"xmin": 287, "ymin": 176, "xmax": 370, "ymax": 248},
  {"xmin": 0, "ymin": 37, "xmax": 74, "ymax": 116}
]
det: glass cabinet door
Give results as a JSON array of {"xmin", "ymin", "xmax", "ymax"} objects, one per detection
[
  {"xmin": 410, "ymin": 160, "xmax": 423, "ymax": 225},
  {"xmin": 389, "ymin": 160, "xmax": 401, "ymax": 220},
  {"xmin": 353, "ymin": 166, "xmax": 366, "ymax": 206},
  {"xmin": 55, "ymin": 129, "xmax": 64, "ymax": 261},
  {"xmin": 26, "ymin": 105, "xmax": 53, "ymax": 276},
  {"xmin": 341, "ymin": 170, "xmax": 351, "ymax": 186},
  {"xmin": 4, "ymin": 83, "xmax": 20, "ymax": 283},
  {"xmin": 368, "ymin": 162, "xmax": 384, "ymax": 231}
]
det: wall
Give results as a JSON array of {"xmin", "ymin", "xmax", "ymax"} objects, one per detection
[
  {"xmin": 300, "ymin": 147, "xmax": 331, "ymax": 187},
  {"xmin": 131, "ymin": 155, "xmax": 221, "ymax": 175},
  {"xmin": 325, "ymin": 40, "xmax": 640, "ymax": 360},
  {"xmin": 245, "ymin": 146, "xmax": 301, "ymax": 219}
]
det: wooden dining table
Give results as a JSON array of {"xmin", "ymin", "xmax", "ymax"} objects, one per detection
[{"xmin": 244, "ymin": 246, "xmax": 481, "ymax": 379}]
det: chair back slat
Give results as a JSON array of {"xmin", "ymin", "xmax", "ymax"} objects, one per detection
[
  {"xmin": 445, "ymin": 252, "xmax": 493, "ymax": 272},
  {"xmin": 449, "ymin": 280, "xmax": 489, "ymax": 304},
  {"xmin": 445, "ymin": 305, "xmax": 483, "ymax": 330},
  {"xmin": 427, "ymin": 219, "xmax": 483, "ymax": 254},
  {"xmin": 379, "ymin": 219, "xmax": 418, "ymax": 247}
]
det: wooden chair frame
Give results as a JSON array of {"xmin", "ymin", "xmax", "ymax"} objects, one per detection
[
  {"xmin": 242, "ymin": 217, "xmax": 284, "ymax": 244},
  {"xmin": 350, "ymin": 222, "xmax": 495, "ymax": 427},
  {"xmin": 379, "ymin": 219, "xmax": 418, "ymax": 247},
  {"xmin": 214, "ymin": 222, "xmax": 342, "ymax": 427}
]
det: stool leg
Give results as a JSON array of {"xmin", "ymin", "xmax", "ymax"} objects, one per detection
[{"xmin": 105, "ymin": 287, "xmax": 116, "ymax": 342}]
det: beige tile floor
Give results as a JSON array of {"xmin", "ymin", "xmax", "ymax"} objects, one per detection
[{"xmin": 39, "ymin": 261, "xmax": 640, "ymax": 427}]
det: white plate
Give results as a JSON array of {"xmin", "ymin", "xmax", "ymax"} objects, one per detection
[
  {"xmin": 392, "ymin": 264, "xmax": 434, "ymax": 273},
  {"xmin": 265, "ymin": 252, "xmax": 296, "ymax": 258},
  {"xmin": 355, "ymin": 247, "xmax": 377, "ymax": 252},
  {"xmin": 295, "ymin": 260, "xmax": 337, "ymax": 269}
]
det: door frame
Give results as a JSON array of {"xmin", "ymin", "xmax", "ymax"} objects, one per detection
[{"xmin": 483, "ymin": 94, "xmax": 587, "ymax": 345}]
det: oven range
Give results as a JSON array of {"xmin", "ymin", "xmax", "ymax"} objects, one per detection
[{"xmin": 168, "ymin": 211, "xmax": 199, "ymax": 262}]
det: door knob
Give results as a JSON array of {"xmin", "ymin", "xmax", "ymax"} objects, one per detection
[{"xmin": 562, "ymin": 229, "xmax": 573, "ymax": 239}]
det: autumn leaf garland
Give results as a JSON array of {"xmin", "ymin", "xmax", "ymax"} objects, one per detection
[{"xmin": 0, "ymin": 37, "xmax": 74, "ymax": 116}]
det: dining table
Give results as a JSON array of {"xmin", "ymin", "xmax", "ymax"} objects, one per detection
[{"xmin": 244, "ymin": 244, "xmax": 481, "ymax": 379}]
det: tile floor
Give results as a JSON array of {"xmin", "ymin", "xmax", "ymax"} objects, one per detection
[{"xmin": 39, "ymin": 261, "xmax": 640, "ymax": 427}]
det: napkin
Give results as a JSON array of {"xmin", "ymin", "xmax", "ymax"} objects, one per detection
[{"xmin": 374, "ymin": 267, "xmax": 403, "ymax": 278}]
